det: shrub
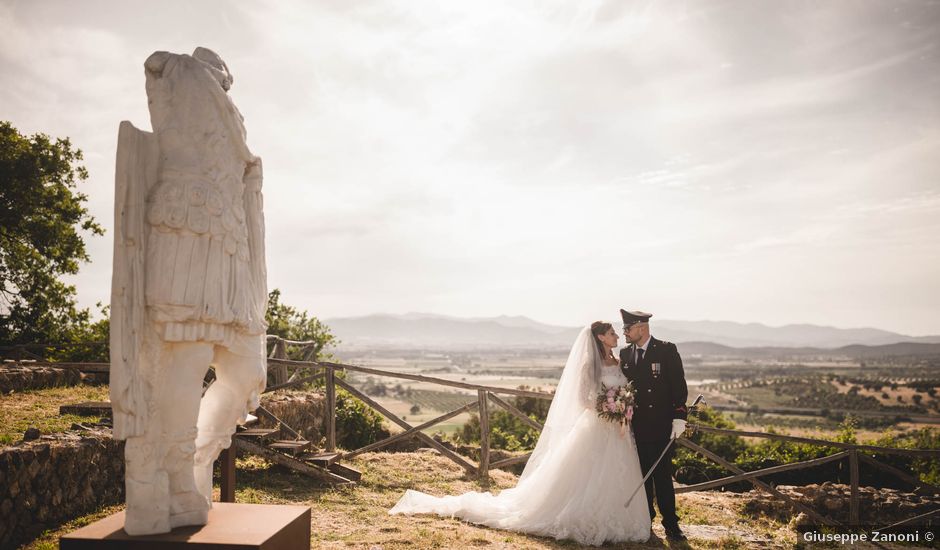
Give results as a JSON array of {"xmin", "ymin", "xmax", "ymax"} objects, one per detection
[
  {"xmin": 334, "ymin": 388, "xmax": 389, "ymax": 450},
  {"xmin": 455, "ymin": 410, "xmax": 541, "ymax": 452},
  {"xmin": 452, "ymin": 387, "xmax": 550, "ymax": 452},
  {"xmin": 868, "ymin": 427, "xmax": 940, "ymax": 488},
  {"xmin": 674, "ymin": 406, "xmax": 746, "ymax": 485}
]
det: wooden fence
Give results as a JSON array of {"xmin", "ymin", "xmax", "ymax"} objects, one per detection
[
  {"xmin": 259, "ymin": 337, "xmax": 940, "ymax": 530},
  {"xmin": 263, "ymin": 337, "xmax": 552, "ymax": 476},
  {"xmin": 4, "ymin": 337, "xmax": 940, "ymax": 531}
]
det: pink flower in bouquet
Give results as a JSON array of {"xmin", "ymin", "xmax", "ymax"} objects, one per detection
[{"xmin": 595, "ymin": 382, "xmax": 637, "ymax": 438}]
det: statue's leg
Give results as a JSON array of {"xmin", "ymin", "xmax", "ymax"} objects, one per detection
[
  {"xmin": 193, "ymin": 337, "xmax": 266, "ymax": 503},
  {"xmin": 162, "ymin": 342, "xmax": 214, "ymax": 529},
  {"xmin": 123, "ymin": 340, "xmax": 212, "ymax": 534},
  {"xmin": 123, "ymin": 435, "xmax": 170, "ymax": 535}
]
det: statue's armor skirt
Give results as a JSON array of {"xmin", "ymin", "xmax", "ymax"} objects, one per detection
[{"xmin": 144, "ymin": 169, "xmax": 260, "ymax": 351}]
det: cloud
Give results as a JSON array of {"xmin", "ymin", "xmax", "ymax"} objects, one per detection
[{"xmin": 2, "ymin": 0, "xmax": 939, "ymax": 334}]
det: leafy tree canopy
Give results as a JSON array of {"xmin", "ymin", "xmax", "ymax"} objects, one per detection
[
  {"xmin": 0, "ymin": 121, "xmax": 103, "ymax": 346},
  {"xmin": 265, "ymin": 288, "xmax": 337, "ymax": 361}
]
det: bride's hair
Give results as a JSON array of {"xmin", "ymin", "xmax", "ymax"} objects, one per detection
[{"xmin": 590, "ymin": 321, "xmax": 613, "ymax": 356}]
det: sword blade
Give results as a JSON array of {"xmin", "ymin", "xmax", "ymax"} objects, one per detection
[{"xmin": 624, "ymin": 437, "xmax": 677, "ymax": 508}]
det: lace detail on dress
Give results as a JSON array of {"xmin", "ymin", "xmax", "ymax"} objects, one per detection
[{"xmin": 599, "ymin": 363, "xmax": 628, "ymax": 388}]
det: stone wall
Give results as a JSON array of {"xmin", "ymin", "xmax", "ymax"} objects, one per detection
[
  {"xmin": 0, "ymin": 428, "xmax": 124, "ymax": 549},
  {"xmin": 743, "ymin": 482, "xmax": 940, "ymax": 526},
  {"xmin": 259, "ymin": 391, "xmax": 328, "ymax": 444},
  {"xmin": 0, "ymin": 363, "xmax": 82, "ymax": 394},
  {"xmin": 258, "ymin": 390, "xmax": 394, "ymax": 451}
]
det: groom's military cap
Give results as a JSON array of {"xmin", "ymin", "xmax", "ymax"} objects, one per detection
[{"xmin": 620, "ymin": 309, "xmax": 652, "ymax": 328}]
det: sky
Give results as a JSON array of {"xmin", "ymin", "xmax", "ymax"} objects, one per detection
[{"xmin": 2, "ymin": 0, "xmax": 939, "ymax": 335}]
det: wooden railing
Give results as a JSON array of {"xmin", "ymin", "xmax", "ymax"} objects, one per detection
[
  {"xmin": 253, "ymin": 338, "xmax": 940, "ymax": 531},
  {"xmin": 673, "ymin": 430, "xmax": 940, "ymax": 529},
  {"xmin": 5, "ymin": 337, "xmax": 940, "ymax": 531},
  {"xmin": 263, "ymin": 352, "xmax": 551, "ymax": 475}
]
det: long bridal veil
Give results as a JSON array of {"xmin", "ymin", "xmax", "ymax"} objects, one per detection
[
  {"xmin": 518, "ymin": 326, "xmax": 600, "ymax": 482},
  {"xmin": 389, "ymin": 327, "xmax": 650, "ymax": 545}
]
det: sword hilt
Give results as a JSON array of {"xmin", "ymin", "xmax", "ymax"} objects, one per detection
[
  {"xmin": 688, "ymin": 394, "xmax": 706, "ymax": 415},
  {"xmin": 685, "ymin": 394, "xmax": 707, "ymax": 436}
]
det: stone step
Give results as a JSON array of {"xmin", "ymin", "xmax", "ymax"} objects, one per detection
[
  {"xmin": 326, "ymin": 462, "xmax": 362, "ymax": 482},
  {"xmin": 234, "ymin": 438, "xmax": 355, "ymax": 486},
  {"xmin": 59, "ymin": 401, "xmax": 113, "ymax": 417},
  {"xmin": 302, "ymin": 452, "xmax": 340, "ymax": 466},
  {"xmin": 235, "ymin": 427, "xmax": 280, "ymax": 440},
  {"xmin": 267, "ymin": 440, "xmax": 312, "ymax": 455}
]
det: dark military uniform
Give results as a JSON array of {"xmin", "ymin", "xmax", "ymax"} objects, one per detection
[{"xmin": 620, "ymin": 335, "xmax": 688, "ymax": 533}]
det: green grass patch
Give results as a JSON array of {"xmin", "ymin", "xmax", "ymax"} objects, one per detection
[{"xmin": 0, "ymin": 385, "xmax": 109, "ymax": 444}]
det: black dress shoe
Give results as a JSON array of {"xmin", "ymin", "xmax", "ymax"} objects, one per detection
[{"xmin": 664, "ymin": 527, "xmax": 687, "ymax": 541}]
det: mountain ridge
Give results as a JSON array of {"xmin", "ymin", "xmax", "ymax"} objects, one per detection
[{"xmin": 325, "ymin": 313, "xmax": 940, "ymax": 351}]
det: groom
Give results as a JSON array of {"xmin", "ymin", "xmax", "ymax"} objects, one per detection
[{"xmin": 620, "ymin": 309, "xmax": 688, "ymax": 541}]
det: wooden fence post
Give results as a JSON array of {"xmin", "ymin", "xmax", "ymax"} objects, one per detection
[
  {"xmin": 849, "ymin": 450, "xmax": 859, "ymax": 525},
  {"xmin": 478, "ymin": 390, "xmax": 490, "ymax": 479},
  {"xmin": 272, "ymin": 338, "xmax": 289, "ymax": 386},
  {"xmin": 326, "ymin": 367, "xmax": 336, "ymax": 452},
  {"xmin": 220, "ymin": 446, "xmax": 236, "ymax": 503}
]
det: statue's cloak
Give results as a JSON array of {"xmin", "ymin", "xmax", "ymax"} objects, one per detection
[{"xmin": 110, "ymin": 121, "xmax": 159, "ymax": 440}]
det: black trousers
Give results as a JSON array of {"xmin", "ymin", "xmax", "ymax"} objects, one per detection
[{"xmin": 635, "ymin": 440, "xmax": 679, "ymax": 530}]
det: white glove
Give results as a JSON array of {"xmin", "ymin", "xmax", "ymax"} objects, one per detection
[{"xmin": 670, "ymin": 419, "xmax": 687, "ymax": 439}]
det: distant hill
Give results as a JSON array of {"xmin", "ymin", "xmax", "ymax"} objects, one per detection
[
  {"xmin": 325, "ymin": 313, "xmax": 940, "ymax": 353},
  {"xmin": 679, "ymin": 340, "xmax": 940, "ymax": 358},
  {"xmin": 324, "ymin": 314, "xmax": 580, "ymax": 350},
  {"xmin": 656, "ymin": 320, "xmax": 940, "ymax": 348}
]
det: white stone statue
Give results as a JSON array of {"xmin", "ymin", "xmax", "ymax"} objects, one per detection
[{"xmin": 110, "ymin": 47, "xmax": 268, "ymax": 536}]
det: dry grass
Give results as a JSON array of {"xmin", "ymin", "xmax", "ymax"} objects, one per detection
[
  {"xmin": 232, "ymin": 451, "xmax": 798, "ymax": 549},
  {"xmin": 18, "ymin": 504, "xmax": 124, "ymax": 550},
  {"xmin": 830, "ymin": 380, "xmax": 936, "ymax": 413},
  {"xmin": 0, "ymin": 385, "xmax": 110, "ymax": 444},
  {"xmin": 19, "ymin": 450, "xmax": 804, "ymax": 550}
]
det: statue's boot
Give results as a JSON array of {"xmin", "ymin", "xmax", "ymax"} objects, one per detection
[
  {"xmin": 123, "ymin": 436, "xmax": 171, "ymax": 535},
  {"xmin": 166, "ymin": 435, "xmax": 210, "ymax": 528}
]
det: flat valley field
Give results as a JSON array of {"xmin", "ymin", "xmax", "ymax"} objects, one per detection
[{"xmin": 335, "ymin": 347, "xmax": 940, "ymax": 437}]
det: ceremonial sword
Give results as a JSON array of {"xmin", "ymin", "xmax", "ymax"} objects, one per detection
[{"xmin": 624, "ymin": 394, "xmax": 706, "ymax": 509}]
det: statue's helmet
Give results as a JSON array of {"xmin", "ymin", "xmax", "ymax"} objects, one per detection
[{"xmin": 193, "ymin": 47, "xmax": 233, "ymax": 91}]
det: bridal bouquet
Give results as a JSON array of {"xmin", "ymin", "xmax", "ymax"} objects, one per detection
[{"xmin": 595, "ymin": 383, "xmax": 636, "ymax": 436}]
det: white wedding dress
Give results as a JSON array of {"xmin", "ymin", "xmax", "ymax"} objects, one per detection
[{"xmin": 389, "ymin": 327, "xmax": 651, "ymax": 546}]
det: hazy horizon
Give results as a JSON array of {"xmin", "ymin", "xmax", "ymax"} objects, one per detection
[
  {"xmin": 2, "ymin": 1, "xmax": 939, "ymax": 336},
  {"xmin": 323, "ymin": 310, "xmax": 940, "ymax": 336}
]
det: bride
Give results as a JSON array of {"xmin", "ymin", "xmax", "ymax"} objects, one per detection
[{"xmin": 389, "ymin": 322, "xmax": 651, "ymax": 546}]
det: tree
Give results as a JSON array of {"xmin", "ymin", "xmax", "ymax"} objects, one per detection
[
  {"xmin": 264, "ymin": 288, "xmax": 336, "ymax": 360},
  {"xmin": 52, "ymin": 303, "xmax": 110, "ymax": 362},
  {"xmin": 0, "ymin": 121, "xmax": 103, "ymax": 347}
]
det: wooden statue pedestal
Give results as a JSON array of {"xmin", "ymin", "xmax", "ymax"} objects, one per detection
[{"xmin": 60, "ymin": 502, "xmax": 311, "ymax": 549}]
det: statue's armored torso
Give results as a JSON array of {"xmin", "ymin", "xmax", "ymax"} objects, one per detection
[{"xmin": 141, "ymin": 51, "xmax": 265, "ymax": 348}]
